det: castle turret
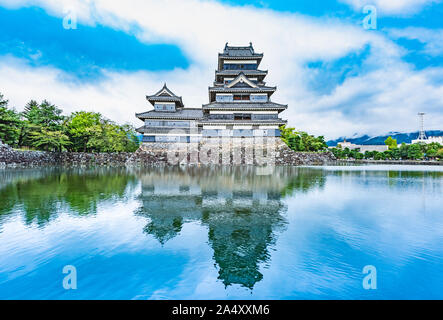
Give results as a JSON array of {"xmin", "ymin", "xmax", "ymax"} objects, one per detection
[{"xmin": 202, "ymin": 43, "xmax": 287, "ymax": 138}]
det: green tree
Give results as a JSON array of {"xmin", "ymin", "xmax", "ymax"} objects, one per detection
[
  {"xmin": 351, "ymin": 149, "xmax": 364, "ymax": 160},
  {"xmin": 408, "ymin": 144, "xmax": 424, "ymax": 160},
  {"xmin": 22, "ymin": 100, "xmax": 64, "ymax": 131},
  {"xmin": 66, "ymin": 111, "xmax": 139, "ymax": 153},
  {"xmin": 65, "ymin": 111, "xmax": 102, "ymax": 152},
  {"xmin": 426, "ymin": 148, "xmax": 437, "ymax": 158},
  {"xmin": 0, "ymin": 93, "xmax": 22, "ymax": 146},
  {"xmin": 374, "ymin": 151, "xmax": 385, "ymax": 160},
  {"xmin": 383, "ymin": 150, "xmax": 393, "ymax": 160},
  {"xmin": 29, "ymin": 128, "xmax": 71, "ymax": 152},
  {"xmin": 399, "ymin": 143, "xmax": 409, "ymax": 159},
  {"xmin": 280, "ymin": 126, "xmax": 328, "ymax": 152},
  {"xmin": 19, "ymin": 100, "xmax": 65, "ymax": 148},
  {"xmin": 437, "ymin": 148, "xmax": 443, "ymax": 160},
  {"xmin": 423, "ymin": 142, "xmax": 442, "ymax": 158},
  {"xmin": 391, "ymin": 148, "xmax": 401, "ymax": 160},
  {"xmin": 330, "ymin": 147, "xmax": 344, "ymax": 159},
  {"xmin": 384, "ymin": 136, "xmax": 398, "ymax": 150}
]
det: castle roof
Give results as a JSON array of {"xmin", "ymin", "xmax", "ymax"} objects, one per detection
[
  {"xmin": 136, "ymin": 108, "xmax": 203, "ymax": 120},
  {"xmin": 203, "ymin": 102, "xmax": 287, "ymax": 111},
  {"xmin": 208, "ymin": 86, "xmax": 276, "ymax": 93},
  {"xmin": 218, "ymin": 43, "xmax": 263, "ymax": 69},
  {"xmin": 215, "ymin": 69, "xmax": 268, "ymax": 76},
  {"xmin": 199, "ymin": 119, "xmax": 287, "ymax": 125},
  {"xmin": 220, "ymin": 42, "xmax": 263, "ymax": 58},
  {"xmin": 146, "ymin": 84, "xmax": 184, "ymax": 108}
]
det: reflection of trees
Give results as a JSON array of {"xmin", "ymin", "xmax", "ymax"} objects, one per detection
[
  {"xmin": 136, "ymin": 166, "xmax": 326, "ymax": 289},
  {"xmin": 281, "ymin": 167, "xmax": 326, "ymax": 197},
  {"xmin": 0, "ymin": 168, "xmax": 136, "ymax": 226},
  {"xmin": 1, "ymin": 166, "xmax": 327, "ymax": 289}
]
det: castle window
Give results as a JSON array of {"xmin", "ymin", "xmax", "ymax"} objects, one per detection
[
  {"xmin": 234, "ymin": 113, "xmax": 252, "ymax": 120},
  {"xmin": 154, "ymin": 103, "xmax": 176, "ymax": 112},
  {"xmin": 216, "ymin": 94, "xmax": 233, "ymax": 102},
  {"xmin": 233, "ymin": 94, "xmax": 250, "ymax": 101},
  {"xmin": 250, "ymin": 94, "xmax": 267, "ymax": 102}
]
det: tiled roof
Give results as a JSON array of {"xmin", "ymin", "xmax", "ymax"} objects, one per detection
[
  {"xmin": 216, "ymin": 70, "xmax": 268, "ymax": 76},
  {"xmin": 209, "ymin": 86, "xmax": 276, "ymax": 93},
  {"xmin": 199, "ymin": 119, "xmax": 287, "ymax": 125},
  {"xmin": 203, "ymin": 102, "xmax": 287, "ymax": 110},
  {"xmin": 146, "ymin": 84, "xmax": 184, "ymax": 107},
  {"xmin": 136, "ymin": 108, "xmax": 203, "ymax": 120},
  {"xmin": 136, "ymin": 127, "xmax": 201, "ymax": 134},
  {"xmin": 150, "ymin": 83, "xmax": 179, "ymax": 98},
  {"xmin": 220, "ymin": 43, "xmax": 263, "ymax": 58},
  {"xmin": 146, "ymin": 96, "xmax": 182, "ymax": 103}
]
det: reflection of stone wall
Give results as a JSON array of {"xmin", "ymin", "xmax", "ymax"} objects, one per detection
[{"xmin": 134, "ymin": 166, "xmax": 307, "ymax": 193}]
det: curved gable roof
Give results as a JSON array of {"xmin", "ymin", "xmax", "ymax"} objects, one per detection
[
  {"xmin": 146, "ymin": 84, "xmax": 184, "ymax": 108},
  {"xmin": 226, "ymin": 72, "xmax": 258, "ymax": 89}
]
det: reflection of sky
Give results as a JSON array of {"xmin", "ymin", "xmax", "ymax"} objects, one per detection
[{"xmin": 0, "ymin": 166, "xmax": 442, "ymax": 299}]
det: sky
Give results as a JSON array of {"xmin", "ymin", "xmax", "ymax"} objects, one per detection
[{"xmin": 0, "ymin": 0, "xmax": 442, "ymax": 139}]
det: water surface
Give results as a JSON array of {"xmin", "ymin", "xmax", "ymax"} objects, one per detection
[{"xmin": 0, "ymin": 165, "xmax": 442, "ymax": 299}]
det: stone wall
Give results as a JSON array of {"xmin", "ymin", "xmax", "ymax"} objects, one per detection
[
  {"xmin": 274, "ymin": 140, "xmax": 337, "ymax": 165},
  {"xmin": 126, "ymin": 138, "xmax": 336, "ymax": 166},
  {"xmin": 0, "ymin": 138, "xmax": 336, "ymax": 168},
  {"xmin": 0, "ymin": 140, "xmax": 133, "ymax": 168}
]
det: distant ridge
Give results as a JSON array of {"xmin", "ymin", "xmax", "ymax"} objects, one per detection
[{"xmin": 327, "ymin": 130, "xmax": 443, "ymax": 146}]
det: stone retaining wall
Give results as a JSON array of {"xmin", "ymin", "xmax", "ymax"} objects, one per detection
[
  {"xmin": 1, "ymin": 138, "xmax": 336, "ymax": 168},
  {"xmin": 0, "ymin": 140, "xmax": 132, "ymax": 168},
  {"xmin": 126, "ymin": 138, "xmax": 336, "ymax": 166}
]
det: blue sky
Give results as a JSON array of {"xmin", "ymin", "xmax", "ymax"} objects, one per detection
[{"xmin": 0, "ymin": 0, "xmax": 442, "ymax": 138}]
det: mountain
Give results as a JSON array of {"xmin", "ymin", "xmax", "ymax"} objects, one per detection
[{"xmin": 327, "ymin": 131, "xmax": 443, "ymax": 146}]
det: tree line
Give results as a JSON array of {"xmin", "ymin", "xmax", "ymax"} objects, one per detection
[
  {"xmin": 330, "ymin": 136, "xmax": 443, "ymax": 161},
  {"xmin": 0, "ymin": 92, "xmax": 139, "ymax": 152},
  {"xmin": 280, "ymin": 125, "xmax": 328, "ymax": 152}
]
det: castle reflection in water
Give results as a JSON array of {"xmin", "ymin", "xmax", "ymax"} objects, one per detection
[
  {"xmin": 134, "ymin": 166, "xmax": 326, "ymax": 288},
  {"xmin": 1, "ymin": 166, "xmax": 442, "ymax": 299},
  {"xmin": 0, "ymin": 166, "xmax": 326, "ymax": 290}
]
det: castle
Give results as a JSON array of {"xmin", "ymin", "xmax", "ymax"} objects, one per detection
[{"xmin": 135, "ymin": 43, "xmax": 287, "ymax": 143}]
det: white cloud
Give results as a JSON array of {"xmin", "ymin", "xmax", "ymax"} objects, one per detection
[
  {"xmin": 0, "ymin": 56, "xmax": 210, "ymax": 126},
  {"xmin": 0, "ymin": 0, "xmax": 442, "ymax": 139},
  {"xmin": 389, "ymin": 27, "xmax": 443, "ymax": 56},
  {"xmin": 340, "ymin": 0, "xmax": 440, "ymax": 16},
  {"xmin": 295, "ymin": 64, "xmax": 443, "ymax": 137}
]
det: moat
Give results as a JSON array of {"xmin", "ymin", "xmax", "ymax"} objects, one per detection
[{"xmin": 0, "ymin": 165, "xmax": 442, "ymax": 299}]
